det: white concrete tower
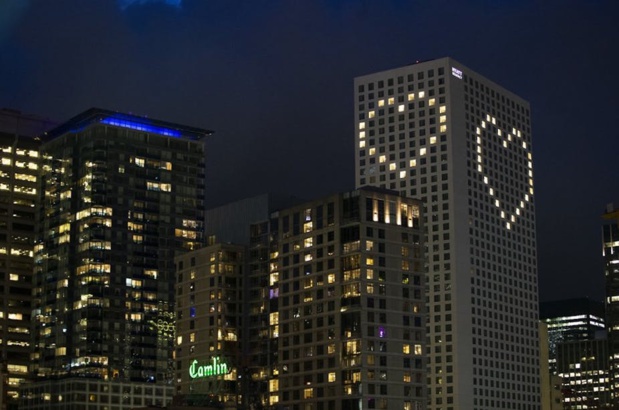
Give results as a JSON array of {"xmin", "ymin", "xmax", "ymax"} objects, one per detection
[{"xmin": 354, "ymin": 57, "xmax": 540, "ymax": 409}]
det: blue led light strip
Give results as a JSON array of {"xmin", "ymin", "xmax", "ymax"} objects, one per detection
[{"xmin": 100, "ymin": 117, "xmax": 182, "ymax": 138}]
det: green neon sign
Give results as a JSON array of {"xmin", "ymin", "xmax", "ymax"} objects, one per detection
[{"xmin": 189, "ymin": 358, "xmax": 230, "ymax": 379}]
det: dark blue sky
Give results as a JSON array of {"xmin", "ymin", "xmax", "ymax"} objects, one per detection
[{"xmin": 1, "ymin": 0, "xmax": 618, "ymax": 303}]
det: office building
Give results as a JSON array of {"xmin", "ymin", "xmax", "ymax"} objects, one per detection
[
  {"xmin": 21, "ymin": 108, "xmax": 211, "ymax": 409},
  {"xmin": 603, "ymin": 203, "xmax": 619, "ymax": 405},
  {"xmin": 175, "ymin": 188, "xmax": 427, "ymax": 410},
  {"xmin": 0, "ymin": 108, "xmax": 54, "ymax": 409},
  {"xmin": 354, "ymin": 58, "xmax": 540, "ymax": 409},
  {"xmin": 556, "ymin": 338, "xmax": 611, "ymax": 408},
  {"xmin": 540, "ymin": 298, "xmax": 605, "ymax": 374}
]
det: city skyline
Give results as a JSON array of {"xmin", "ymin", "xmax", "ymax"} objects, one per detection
[{"xmin": 1, "ymin": 1, "xmax": 618, "ymax": 303}]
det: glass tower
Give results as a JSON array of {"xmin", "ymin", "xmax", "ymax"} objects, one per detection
[{"xmin": 28, "ymin": 108, "xmax": 210, "ymax": 406}]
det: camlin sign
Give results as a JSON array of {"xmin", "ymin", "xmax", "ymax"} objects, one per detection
[{"xmin": 189, "ymin": 357, "xmax": 230, "ymax": 379}]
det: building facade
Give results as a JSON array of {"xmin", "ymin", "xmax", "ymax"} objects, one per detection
[
  {"xmin": 603, "ymin": 203, "xmax": 619, "ymax": 405},
  {"xmin": 175, "ymin": 188, "xmax": 427, "ymax": 410},
  {"xmin": 175, "ymin": 242, "xmax": 244, "ymax": 407},
  {"xmin": 556, "ymin": 339, "xmax": 611, "ymax": 408},
  {"xmin": 354, "ymin": 57, "xmax": 540, "ymax": 409},
  {"xmin": 22, "ymin": 108, "xmax": 211, "ymax": 409},
  {"xmin": 540, "ymin": 298, "xmax": 605, "ymax": 374},
  {"xmin": 0, "ymin": 108, "xmax": 54, "ymax": 409}
]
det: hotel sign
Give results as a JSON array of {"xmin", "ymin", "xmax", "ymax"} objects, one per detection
[{"xmin": 189, "ymin": 357, "xmax": 230, "ymax": 379}]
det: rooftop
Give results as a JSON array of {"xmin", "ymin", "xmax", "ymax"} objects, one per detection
[{"xmin": 44, "ymin": 107, "xmax": 214, "ymax": 141}]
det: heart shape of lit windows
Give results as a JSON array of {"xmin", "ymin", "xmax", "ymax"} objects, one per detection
[{"xmin": 474, "ymin": 114, "xmax": 533, "ymax": 229}]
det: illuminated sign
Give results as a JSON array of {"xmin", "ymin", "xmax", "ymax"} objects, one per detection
[
  {"xmin": 189, "ymin": 357, "xmax": 230, "ymax": 379},
  {"xmin": 451, "ymin": 67, "xmax": 463, "ymax": 79}
]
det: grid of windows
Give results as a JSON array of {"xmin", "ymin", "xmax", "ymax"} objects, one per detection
[
  {"xmin": 355, "ymin": 58, "xmax": 540, "ymax": 410},
  {"xmin": 246, "ymin": 189, "xmax": 426, "ymax": 409}
]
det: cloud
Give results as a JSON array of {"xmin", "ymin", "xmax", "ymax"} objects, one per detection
[
  {"xmin": 118, "ymin": 0, "xmax": 181, "ymax": 10},
  {"xmin": 0, "ymin": 0, "xmax": 30, "ymax": 44}
]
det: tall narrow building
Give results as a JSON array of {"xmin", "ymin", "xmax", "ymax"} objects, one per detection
[
  {"xmin": 354, "ymin": 58, "xmax": 540, "ymax": 409},
  {"xmin": 23, "ymin": 108, "xmax": 211, "ymax": 409},
  {"xmin": 603, "ymin": 203, "xmax": 619, "ymax": 405},
  {"xmin": 0, "ymin": 108, "xmax": 54, "ymax": 409}
]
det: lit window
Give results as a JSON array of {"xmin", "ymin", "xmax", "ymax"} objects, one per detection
[
  {"xmin": 389, "ymin": 163, "xmax": 396, "ymax": 171},
  {"xmin": 359, "ymin": 131, "xmax": 366, "ymax": 139},
  {"xmin": 429, "ymin": 98, "xmax": 436, "ymax": 106},
  {"xmin": 1, "ymin": 158, "xmax": 11, "ymax": 166},
  {"xmin": 409, "ymin": 159, "xmax": 416, "ymax": 167},
  {"xmin": 359, "ymin": 122, "xmax": 365, "ymax": 130},
  {"xmin": 398, "ymin": 104, "xmax": 405, "ymax": 112},
  {"xmin": 328, "ymin": 372, "xmax": 336, "ymax": 382},
  {"xmin": 328, "ymin": 274, "xmax": 336, "ymax": 284},
  {"xmin": 440, "ymin": 125, "xmax": 447, "ymax": 132},
  {"xmin": 419, "ymin": 148, "xmax": 426, "ymax": 156},
  {"xmin": 439, "ymin": 105, "xmax": 446, "ymax": 113},
  {"xmin": 414, "ymin": 344, "xmax": 422, "ymax": 355},
  {"xmin": 378, "ymin": 99, "xmax": 385, "ymax": 107},
  {"xmin": 369, "ymin": 148, "xmax": 376, "ymax": 156},
  {"xmin": 369, "ymin": 110, "xmax": 375, "ymax": 118},
  {"xmin": 379, "ymin": 155, "xmax": 386, "ymax": 163},
  {"xmin": 15, "ymin": 173, "xmax": 36, "ymax": 182},
  {"xmin": 408, "ymin": 93, "xmax": 415, "ymax": 101},
  {"xmin": 175, "ymin": 229, "xmax": 197, "ymax": 239},
  {"xmin": 399, "ymin": 171, "xmax": 406, "ymax": 178},
  {"xmin": 146, "ymin": 181, "xmax": 171, "ymax": 192},
  {"xmin": 440, "ymin": 115, "xmax": 447, "ymax": 123},
  {"xmin": 359, "ymin": 141, "xmax": 366, "ymax": 148},
  {"xmin": 387, "ymin": 97, "xmax": 394, "ymax": 105},
  {"xmin": 9, "ymin": 273, "xmax": 18, "ymax": 281},
  {"xmin": 418, "ymin": 91, "xmax": 425, "ymax": 98},
  {"xmin": 429, "ymin": 136, "xmax": 437, "ymax": 144}
]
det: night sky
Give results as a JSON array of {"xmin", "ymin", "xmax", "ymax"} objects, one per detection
[{"xmin": 1, "ymin": 0, "xmax": 618, "ymax": 303}]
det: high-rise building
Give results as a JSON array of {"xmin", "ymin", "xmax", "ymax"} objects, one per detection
[
  {"xmin": 175, "ymin": 187, "xmax": 427, "ymax": 410},
  {"xmin": 540, "ymin": 298, "xmax": 605, "ymax": 374},
  {"xmin": 175, "ymin": 242, "xmax": 245, "ymax": 406},
  {"xmin": 556, "ymin": 338, "xmax": 611, "ymax": 409},
  {"xmin": 0, "ymin": 108, "xmax": 54, "ymax": 409},
  {"xmin": 22, "ymin": 108, "xmax": 211, "ymax": 409},
  {"xmin": 603, "ymin": 203, "xmax": 619, "ymax": 405},
  {"xmin": 354, "ymin": 57, "xmax": 540, "ymax": 409}
]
